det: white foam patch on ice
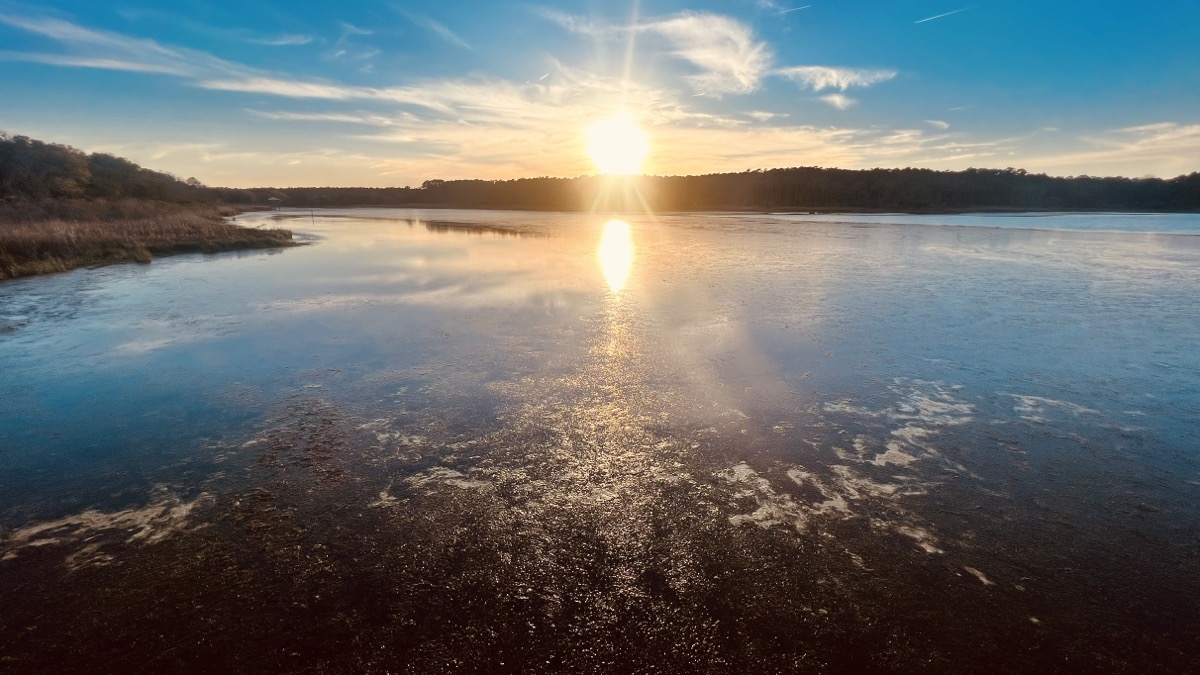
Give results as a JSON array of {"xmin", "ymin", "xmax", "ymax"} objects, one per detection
[
  {"xmin": 830, "ymin": 465, "xmax": 931, "ymax": 499},
  {"xmin": 822, "ymin": 400, "xmax": 881, "ymax": 418},
  {"xmin": 406, "ymin": 467, "xmax": 491, "ymax": 491},
  {"xmin": 870, "ymin": 443, "xmax": 921, "ymax": 467},
  {"xmin": 786, "ymin": 468, "xmax": 852, "ymax": 516},
  {"xmin": 374, "ymin": 431, "xmax": 426, "ymax": 446},
  {"xmin": 714, "ymin": 460, "xmax": 920, "ymax": 532},
  {"xmin": 357, "ymin": 419, "xmax": 431, "ymax": 461},
  {"xmin": 717, "ymin": 462, "xmax": 835, "ymax": 530},
  {"xmin": 827, "ymin": 380, "xmax": 973, "ymax": 469},
  {"xmin": 1010, "ymin": 395, "xmax": 1099, "ymax": 423},
  {"xmin": 724, "ymin": 457, "xmax": 944, "ymax": 552},
  {"xmin": 369, "ymin": 490, "xmax": 400, "ymax": 508},
  {"xmin": 891, "ymin": 524, "xmax": 943, "ymax": 554},
  {"xmin": 0, "ymin": 491, "xmax": 211, "ymax": 570},
  {"xmin": 963, "ymin": 566, "xmax": 995, "ymax": 586}
]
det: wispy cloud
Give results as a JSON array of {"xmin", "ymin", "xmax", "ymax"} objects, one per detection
[
  {"xmin": 776, "ymin": 66, "xmax": 897, "ymax": 91},
  {"xmin": 1025, "ymin": 122, "xmax": 1200, "ymax": 177},
  {"xmin": 540, "ymin": 10, "xmax": 900, "ymax": 101},
  {"xmin": 246, "ymin": 34, "xmax": 314, "ymax": 46},
  {"xmin": 337, "ymin": 21, "xmax": 372, "ymax": 40},
  {"xmin": 745, "ymin": 110, "xmax": 788, "ymax": 122},
  {"xmin": 819, "ymin": 94, "xmax": 855, "ymax": 110},
  {"xmin": 0, "ymin": 50, "xmax": 189, "ymax": 75},
  {"xmin": 0, "ymin": 8, "xmax": 1028, "ymax": 186},
  {"xmin": 643, "ymin": 13, "xmax": 772, "ymax": 95},
  {"xmin": 535, "ymin": 9, "xmax": 608, "ymax": 37},
  {"xmin": 201, "ymin": 77, "xmax": 460, "ymax": 113},
  {"xmin": 116, "ymin": 8, "xmax": 314, "ymax": 48},
  {"xmin": 397, "ymin": 10, "xmax": 471, "ymax": 50},
  {"xmin": 539, "ymin": 10, "xmax": 772, "ymax": 96},
  {"xmin": 247, "ymin": 109, "xmax": 423, "ymax": 127},
  {"xmin": 926, "ymin": 119, "xmax": 950, "ymax": 129},
  {"xmin": 0, "ymin": 12, "xmax": 255, "ymax": 79},
  {"xmin": 915, "ymin": 8, "xmax": 969, "ymax": 24},
  {"xmin": 327, "ymin": 20, "xmax": 378, "ymax": 61}
]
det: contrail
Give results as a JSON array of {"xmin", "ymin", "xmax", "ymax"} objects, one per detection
[
  {"xmin": 915, "ymin": 7, "xmax": 968, "ymax": 23},
  {"xmin": 775, "ymin": 5, "xmax": 812, "ymax": 14}
]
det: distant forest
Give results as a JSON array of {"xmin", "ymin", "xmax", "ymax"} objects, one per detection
[{"xmin": 4, "ymin": 131, "xmax": 1199, "ymax": 214}]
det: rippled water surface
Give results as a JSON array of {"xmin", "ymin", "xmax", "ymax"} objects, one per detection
[{"xmin": 2, "ymin": 209, "xmax": 1199, "ymax": 673}]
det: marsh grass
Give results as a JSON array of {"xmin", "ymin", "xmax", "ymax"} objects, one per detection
[{"xmin": 0, "ymin": 202, "xmax": 295, "ymax": 281}]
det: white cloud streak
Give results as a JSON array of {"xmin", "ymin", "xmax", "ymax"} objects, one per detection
[
  {"xmin": 398, "ymin": 10, "xmax": 471, "ymax": 50},
  {"xmin": 245, "ymin": 34, "xmax": 314, "ymax": 46},
  {"xmin": 819, "ymin": 94, "xmax": 855, "ymax": 110},
  {"xmin": 915, "ymin": 8, "xmax": 969, "ymax": 24},
  {"xmin": 539, "ymin": 10, "xmax": 772, "ymax": 95},
  {"xmin": 745, "ymin": 110, "xmax": 787, "ymax": 122},
  {"xmin": 0, "ymin": 50, "xmax": 189, "ymax": 75},
  {"xmin": 1025, "ymin": 122, "xmax": 1200, "ymax": 177},
  {"xmin": 15, "ymin": 8, "xmax": 1157, "ymax": 185},
  {"xmin": 638, "ymin": 13, "xmax": 773, "ymax": 95},
  {"xmin": 0, "ymin": 11, "xmax": 256, "ymax": 79},
  {"xmin": 776, "ymin": 66, "xmax": 897, "ymax": 91}
]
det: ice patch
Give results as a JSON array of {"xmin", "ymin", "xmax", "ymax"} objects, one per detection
[
  {"xmin": 870, "ymin": 443, "xmax": 920, "ymax": 467},
  {"xmin": 963, "ymin": 566, "xmax": 995, "ymax": 586},
  {"xmin": 786, "ymin": 468, "xmax": 852, "ymax": 517},
  {"xmin": 891, "ymin": 524, "xmax": 943, "ymax": 554},
  {"xmin": 822, "ymin": 399, "xmax": 880, "ymax": 418},
  {"xmin": 1010, "ymin": 395, "xmax": 1098, "ymax": 423},
  {"xmin": 717, "ymin": 462, "xmax": 821, "ymax": 530},
  {"xmin": 369, "ymin": 490, "xmax": 399, "ymax": 508},
  {"xmin": 716, "ymin": 461, "xmax": 928, "ymax": 533},
  {"xmin": 0, "ymin": 491, "xmax": 211, "ymax": 570},
  {"xmin": 825, "ymin": 380, "xmax": 973, "ymax": 469},
  {"xmin": 406, "ymin": 467, "xmax": 490, "ymax": 491}
]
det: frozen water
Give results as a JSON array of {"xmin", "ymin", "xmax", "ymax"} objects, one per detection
[{"xmin": 1, "ymin": 209, "xmax": 1198, "ymax": 671}]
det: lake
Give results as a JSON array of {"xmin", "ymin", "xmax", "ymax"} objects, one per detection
[{"xmin": 2, "ymin": 209, "xmax": 1198, "ymax": 673}]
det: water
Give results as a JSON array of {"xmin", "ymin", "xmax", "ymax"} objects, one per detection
[{"xmin": 1, "ymin": 209, "xmax": 1198, "ymax": 673}]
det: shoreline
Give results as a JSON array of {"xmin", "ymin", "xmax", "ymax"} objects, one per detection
[
  {"xmin": 0, "ymin": 203, "xmax": 300, "ymax": 282},
  {"xmin": 261, "ymin": 202, "xmax": 1200, "ymax": 216}
]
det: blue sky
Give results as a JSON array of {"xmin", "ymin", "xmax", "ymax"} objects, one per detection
[{"xmin": 1, "ymin": 0, "xmax": 1197, "ymax": 187}]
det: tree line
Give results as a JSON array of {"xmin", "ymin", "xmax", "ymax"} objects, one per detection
[
  {"xmin": 0, "ymin": 132, "xmax": 207, "ymax": 203},
  {"xmin": 4, "ymin": 132, "xmax": 1198, "ymax": 214},
  {"xmin": 240, "ymin": 168, "xmax": 1200, "ymax": 213}
]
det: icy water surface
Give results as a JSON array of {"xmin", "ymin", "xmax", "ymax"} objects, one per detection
[{"xmin": 1, "ymin": 209, "xmax": 1199, "ymax": 673}]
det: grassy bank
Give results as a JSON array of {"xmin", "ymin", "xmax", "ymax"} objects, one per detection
[{"xmin": 0, "ymin": 201, "xmax": 297, "ymax": 281}]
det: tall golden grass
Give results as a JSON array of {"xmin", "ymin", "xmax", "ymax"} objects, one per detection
[{"xmin": 0, "ymin": 202, "xmax": 295, "ymax": 281}]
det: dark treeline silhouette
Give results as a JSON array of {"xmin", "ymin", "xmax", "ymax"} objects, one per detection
[
  {"xmin": 240, "ymin": 169, "xmax": 1200, "ymax": 213},
  {"xmin": 0, "ymin": 132, "xmax": 207, "ymax": 205},
  {"xmin": 4, "ymin": 132, "xmax": 1199, "ymax": 213}
]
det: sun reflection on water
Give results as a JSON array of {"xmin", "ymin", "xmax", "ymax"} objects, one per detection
[{"xmin": 598, "ymin": 220, "xmax": 634, "ymax": 294}]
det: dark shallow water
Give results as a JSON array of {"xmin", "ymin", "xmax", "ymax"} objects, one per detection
[{"xmin": 1, "ymin": 209, "xmax": 1198, "ymax": 673}]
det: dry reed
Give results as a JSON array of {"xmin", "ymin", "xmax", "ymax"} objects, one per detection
[{"xmin": 0, "ymin": 203, "xmax": 295, "ymax": 281}]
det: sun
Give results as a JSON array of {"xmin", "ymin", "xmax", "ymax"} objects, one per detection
[{"xmin": 586, "ymin": 115, "xmax": 649, "ymax": 175}]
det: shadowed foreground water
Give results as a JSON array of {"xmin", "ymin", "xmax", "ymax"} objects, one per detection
[{"xmin": 1, "ymin": 209, "xmax": 1198, "ymax": 673}]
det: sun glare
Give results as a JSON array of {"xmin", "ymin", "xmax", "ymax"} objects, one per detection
[
  {"xmin": 598, "ymin": 220, "xmax": 634, "ymax": 293},
  {"xmin": 586, "ymin": 115, "xmax": 649, "ymax": 175}
]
